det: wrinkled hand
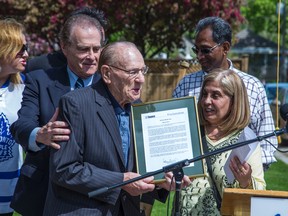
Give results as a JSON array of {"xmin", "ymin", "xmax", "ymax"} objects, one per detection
[
  {"xmin": 122, "ymin": 172, "xmax": 155, "ymax": 196},
  {"xmin": 36, "ymin": 108, "xmax": 70, "ymax": 149},
  {"xmin": 158, "ymin": 172, "xmax": 191, "ymax": 191},
  {"xmin": 229, "ymin": 156, "xmax": 252, "ymax": 188}
]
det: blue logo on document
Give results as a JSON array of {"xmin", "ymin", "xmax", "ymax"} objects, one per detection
[{"xmin": 0, "ymin": 113, "xmax": 15, "ymax": 162}]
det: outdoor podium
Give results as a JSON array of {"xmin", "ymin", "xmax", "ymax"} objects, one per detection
[{"xmin": 221, "ymin": 188, "xmax": 288, "ymax": 216}]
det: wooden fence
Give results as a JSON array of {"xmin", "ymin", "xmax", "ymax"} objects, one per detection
[{"xmin": 141, "ymin": 57, "xmax": 248, "ymax": 102}]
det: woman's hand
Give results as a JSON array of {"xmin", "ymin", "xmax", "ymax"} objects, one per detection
[{"xmin": 229, "ymin": 156, "xmax": 252, "ymax": 188}]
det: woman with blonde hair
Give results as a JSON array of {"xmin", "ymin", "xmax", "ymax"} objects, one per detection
[
  {"xmin": 0, "ymin": 18, "xmax": 28, "ymax": 216},
  {"xmin": 179, "ymin": 69, "xmax": 266, "ymax": 215}
]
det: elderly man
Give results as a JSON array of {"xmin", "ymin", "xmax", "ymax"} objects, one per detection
[
  {"xmin": 10, "ymin": 8, "xmax": 106, "ymax": 216},
  {"xmin": 43, "ymin": 41, "xmax": 190, "ymax": 215}
]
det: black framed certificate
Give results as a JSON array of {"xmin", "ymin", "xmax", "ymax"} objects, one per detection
[{"xmin": 131, "ymin": 96, "xmax": 205, "ymax": 183}]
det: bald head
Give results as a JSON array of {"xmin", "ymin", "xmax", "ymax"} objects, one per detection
[
  {"xmin": 99, "ymin": 41, "xmax": 146, "ymax": 107},
  {"xmin": 98, "ymin": 41, "xmax": 142, "ymax": 68}
]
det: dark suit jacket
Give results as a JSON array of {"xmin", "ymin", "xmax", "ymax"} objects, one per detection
[
  {"xmin": 24, "ymin": 50, "xmax": 67, "ymax": 73},
  {"xmin": 10, "ymin": 66, "xmax": 100, "ymax": 216},
  {"xmin": 43, "ymin": 79, "xmax": 145, "ymax": 215}
]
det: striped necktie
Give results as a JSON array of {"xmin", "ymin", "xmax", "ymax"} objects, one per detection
[{"xmin": 75, "ymin": 78, "xmax": 84, "ymax": 89}]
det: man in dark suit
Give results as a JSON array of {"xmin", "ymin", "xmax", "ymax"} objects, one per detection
[
  {"xmin": 43, "ymin": 41, "xmax": 191, "ymax": 215},
  {"xmin": 10, "ymin": 9, "xmax": 106, "ymax": 216}
]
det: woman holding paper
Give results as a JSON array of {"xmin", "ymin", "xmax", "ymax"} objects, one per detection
[{"xmin": 179, "ymin": 69, "xmax": 266, "ymax": 215}]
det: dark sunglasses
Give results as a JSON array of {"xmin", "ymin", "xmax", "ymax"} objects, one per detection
[
  {"xmin": 17, "ymin": 44, "xmax": 29, "ymax": 56},
  {"xmin": 192, "ymin": 43, "xmax": 221, "ymax": 55}
]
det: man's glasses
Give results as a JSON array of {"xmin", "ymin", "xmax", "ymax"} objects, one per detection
[
  {"xmin": 109, "ymin": 65, "xmax": 149, "ymax": 76},
  {"xmin": 17, "ymin": 44, "xmax": 29, "ymax": 56},
  {"xmin": 192, "ymin": 43, "xmax": 221, "ymax": 55}
]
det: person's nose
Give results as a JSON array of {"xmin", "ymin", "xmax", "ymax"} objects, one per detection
[
  {"xmin": 23, "ymin": 50, "xmax": 29, "ymax": 58},
  {"xmin": 135, "ymin": 72, "xmax": 145, "ymax": 83},
  {"xmin": 197, "ymin": 51, "xmax": 206, "ymax": 60},
  {"xmin": 86, "ymin": 48, "xmax": 97, "ymax": 59},
  {"xmin": 203, "ymin": 96, "xmax": 212, "ymax": 105}
]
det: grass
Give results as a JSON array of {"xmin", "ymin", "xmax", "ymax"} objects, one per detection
[
  {"xmin": 150, "ymin": 159, "xmax": 288, "ymax": 216},
  {"xmin": 263, "ymin": 159, "xmax": 288, "ymax": 191},
  {"xmin": 151, "ymin": 192, "xmax": 175, "ymax": 216},
  {"xmin": 12, "ymin": 159, "xmax": 288, "ymax": 216}
]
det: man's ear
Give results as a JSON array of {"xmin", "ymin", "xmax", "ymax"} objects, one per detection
[
  {"xmin": 222, "ymin": 41, "xmax": 230, "ymax": 56},
  {"xmin": 101, "ymin": 65, "xmax": 111, "ymax": 84},
  {"xmin": 60, "ymin": 42, "xmax": 67, "ymax": 57}
]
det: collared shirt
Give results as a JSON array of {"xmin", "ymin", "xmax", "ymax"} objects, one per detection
[
  {"xmin": 108, "ymin": 91, "xmax": 131, "ymax": 168},
  {"xmin": 67, "ymin": 66, "xmax": 93, "ymax": 90},
  {"xmin": 172, "ymin": 59, "xmax": 277, "ymax": 165}
]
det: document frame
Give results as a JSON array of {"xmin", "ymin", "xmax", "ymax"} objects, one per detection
[{"xmin": 131, "ymin": 96, "xmax": 205, "ymax": 183}]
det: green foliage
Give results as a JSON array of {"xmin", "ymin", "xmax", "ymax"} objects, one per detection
[
  {"xmin": 241, "ymin": 0, "xmax": 284, "ymax": 44},
  {"xmin": 1, "ymin": 0, "xmax": 244, "ymax": 58}
]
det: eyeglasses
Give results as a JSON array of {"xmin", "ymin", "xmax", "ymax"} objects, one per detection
[
  {"xmin": 17, "ymin": 44, "xmax": 29, "ymax": 56},
  {"xmin": 109, "ymin": 65, "xmax": 149, "ymax": 76},
  {"xmin": 192, "ymin": 43, "xmax": 221, "ymax": 55}
]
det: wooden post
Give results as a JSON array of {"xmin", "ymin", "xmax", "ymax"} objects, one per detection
[
  {"xmin": 241, "ymin": 54, "xmax": 249, "ymax": 72},
  {"xmin": 176, "ymin": 60, "xmax": 190, "ymax": 84}
]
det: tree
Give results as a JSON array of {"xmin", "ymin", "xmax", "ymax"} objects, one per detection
[
  {"xmin": 96, "ymin": 0, "xmax": 244, "ymax": 58},
  {"xmin": 240, "ymin": 0, "xmax": 283, "ymax": 45},
  {"xmin": 1, "ymin": 0, "xmax": 245, "ymax": 58}
]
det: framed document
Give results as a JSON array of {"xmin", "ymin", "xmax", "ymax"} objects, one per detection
[{"xmin": 131, "ymin": 96, "xmax": 205, "ymax": 183}]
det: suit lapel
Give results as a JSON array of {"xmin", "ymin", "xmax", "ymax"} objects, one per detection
[
  {"xmin": 93, "ymin": 81, "xmax": 126, "ymax": 167},
  {"xmin": 47, "ymin": 67, "xmax": 71, "ymax": 108},
  {"xmin": 127, "ymin": 123, "xmax": 135, "ymax": 172}
]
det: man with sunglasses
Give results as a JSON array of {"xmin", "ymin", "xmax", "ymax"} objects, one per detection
[
  {"xmin": 173, "ymin": 16, "xmax": 277, "ymax": 171},
  {"xmin": 10, "ymin": 8, "xmax": 106, "ymax": 216}
]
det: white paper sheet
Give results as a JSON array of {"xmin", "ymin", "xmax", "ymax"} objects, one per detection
[
  {"xmin": 224, "ymin": 142, "xmax": 258, "ymax": 183},
  {"xmin": 141, "ymin": 108, "xmax": 194, "ymax": 172}
]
